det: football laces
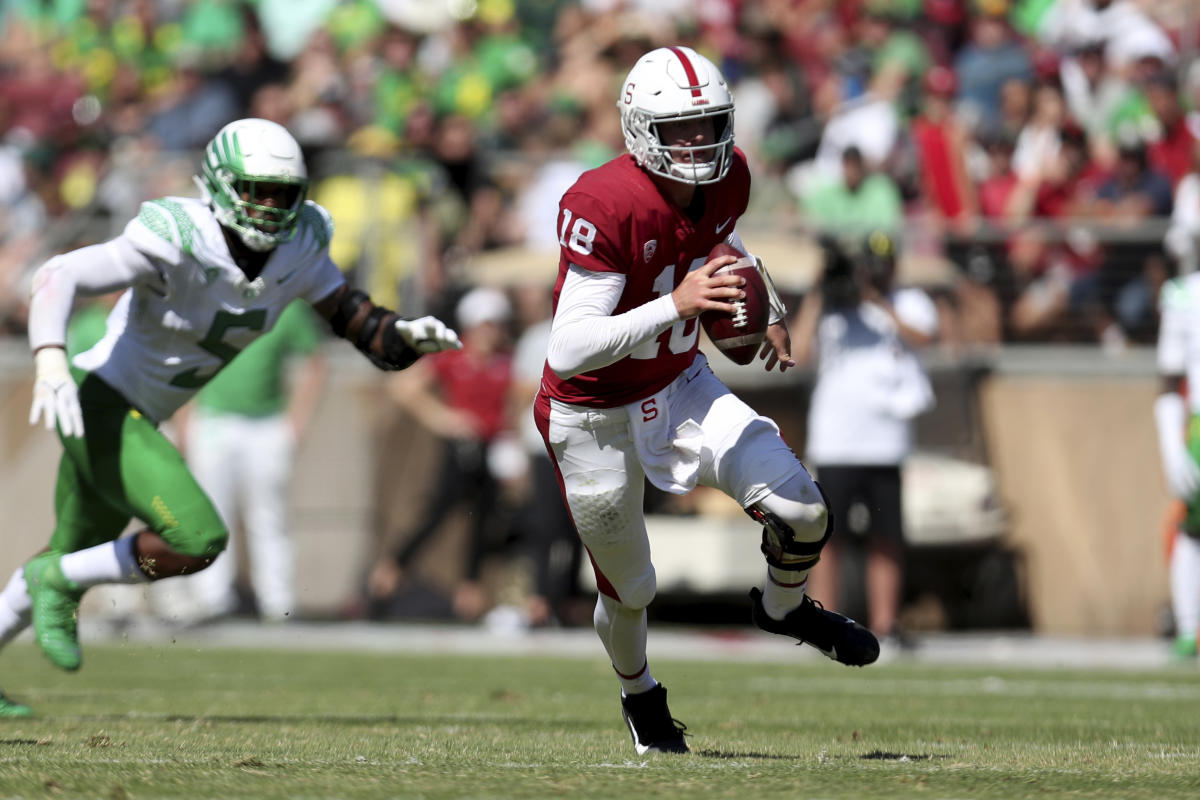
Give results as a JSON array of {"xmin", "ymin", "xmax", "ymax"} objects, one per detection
[{"xmin": 731, "ymin": 298, "xmax": 748, "ymax": 328}]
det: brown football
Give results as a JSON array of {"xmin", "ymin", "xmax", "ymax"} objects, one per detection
[{"xmin": 699, "ymin": 243, "xmax": 769, "ymax": 365}]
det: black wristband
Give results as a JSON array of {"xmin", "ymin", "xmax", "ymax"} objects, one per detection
[
  {"xmin": 329, "ymin": 288, "xmax": 370, "ymax": 337},
  {"xmin": 378, "ymin": 318, "xmax": 420, "ymax": 371},
  {"xmin": 355, "ymin": 306, "xmax": 391, "ymax": 351}
]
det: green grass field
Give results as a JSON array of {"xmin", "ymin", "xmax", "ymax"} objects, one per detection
[{"xmin": 1, "ymin": 640, "xmax": 1198, "ymax": 799}]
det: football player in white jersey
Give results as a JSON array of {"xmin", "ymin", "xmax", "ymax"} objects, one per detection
[
  {"xmin": 0, "ymin": 119, "xmax": 461, "ymax": 716},
  {"xmin": 1155, "ymin": 273, "xmax": 1200, "ymax": 660}
]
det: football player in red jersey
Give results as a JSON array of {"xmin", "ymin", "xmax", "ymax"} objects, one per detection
[{"xmin": 533, "ymin": 46, "xmax": 880, "ymax": 754}]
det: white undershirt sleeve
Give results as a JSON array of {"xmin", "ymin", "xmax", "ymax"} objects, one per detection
[
  {"xmin": 546, "ymin": 264, "xmax": 681, "ymax": 379},
  {"xmin": 28, "ymin": 235, "xmax": 163, "ymax": 352}
]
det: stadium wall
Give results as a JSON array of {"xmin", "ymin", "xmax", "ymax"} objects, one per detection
[{"xmin": 0, "ymin": 346, "xmax": 1171, "ymax": 636}]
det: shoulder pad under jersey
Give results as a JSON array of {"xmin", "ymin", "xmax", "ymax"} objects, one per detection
[
  {"xmin": 291, "ymin": 201, "xmax": 335, "ymax": 254},
  {"xmin": 129, "ymin": 197, "xmax": 205, "ymax": 259}
]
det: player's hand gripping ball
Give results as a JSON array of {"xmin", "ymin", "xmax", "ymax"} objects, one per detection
[{"xmin": 699, "ymin": 243, "xmax": 769, "ymax": 365}]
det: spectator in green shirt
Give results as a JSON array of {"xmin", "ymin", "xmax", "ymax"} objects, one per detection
[{"xmin": 800, "ymin": 146, "xmax": 903, "ymax": 237}]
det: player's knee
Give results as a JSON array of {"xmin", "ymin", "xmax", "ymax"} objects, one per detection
[
  {"xmin": 603, "ymin": 570, "xmax": 657, "ymax": 611},
  {"xmin": 621, "ymin": 572, "xmax": 657, "ymax": 610},
  {"xmin": 749, "ymin": 491, "xmax": 831, "ymax": 571},
  {"xmin": 162, "ymin": 518, "xmax": 228, "ymax": 559},
  {"xmin": 756, "ymin": 492, "xmax": 828, "ymax": 543}
]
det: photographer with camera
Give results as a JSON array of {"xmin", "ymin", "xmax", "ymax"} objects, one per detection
[{"xmin": 792, "ymin": 231, "xmax": 939, "ymax": 650}]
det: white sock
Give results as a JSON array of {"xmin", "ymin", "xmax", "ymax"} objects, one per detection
[
  {"xmin": 1171, "ymin": 531, "xmax": 1200, "ymax": 640},
  {"xmin": 594, "ymin": 595, "xmax": 657, "ymax": 695},
  {"xmin": 60, "ymin": 537, "xmax": 148, "ymax": 588},
  {"xmin": 762, "ymin": 565, "xmax": 809, "ymax": 620},
  {"xmin": 0, "ymin": 568, "xmax": 30, "ymax": 647}
]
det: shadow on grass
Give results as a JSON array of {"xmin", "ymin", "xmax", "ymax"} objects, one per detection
[
  {"xmin": 696, "ymin": 749, "xmax": 799, "ymax": 761},
  {"xmin": 0, "ymin": 739, "xmax": 41, "ymax": 745}
]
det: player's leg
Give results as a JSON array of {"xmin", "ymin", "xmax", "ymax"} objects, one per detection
[
  {"xmin": 535, "ymin": 394, "xmax": 686, "ymax": 754},
  {"xmin": 1172, "ymin": 432, "xmax": 1200, "ymax": 658},
  {"xmin": 0, "ymin": 686, "xmax": 32, "ymax": 717},
  {"xmin": 238, "ymin": 414, "xmax": 295, "ymax": 621},
  {"xmin": 684, "ymin": 369, "xmax": 878, "ymax": 666},
  {"xmin": 0, "ymin": 567, "xmax": 33, "ymax": 650},
  {"xmin": 1169, "ymin": 530, "xmax": 1200, "ymax": 658},
  {"xmin": 23, "ymin": 450, "xmax": 141, "ymax": 670},
  {"xmin": 862, "ymin": 466, "xmax": 904, "ymax": 640},
  {"xmin": 54, "ymin": 384, "xmax": 228, "ymax": 578},
  {"xmin": 182, "ymin": 409, "xmax": 243, "ymax": 620},
  {"xmin": 801, "ymin": 465, "xmax": 855, "ymax": 612},
  {"xmin": 28, "ymin": 378, "xmax": 228, "ymax": 669},
  {"xmin": 1170, "ymin": 490, "xmax": 1200, "ymax": 658},
  {"xmin": 0, "ymin": 569, "xmax": 35, "ymax": 716}
]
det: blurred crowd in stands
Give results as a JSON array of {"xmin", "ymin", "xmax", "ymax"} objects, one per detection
[{"xmin": 1, "ymin": 0, "xmax": 1199, "ymax": 350}]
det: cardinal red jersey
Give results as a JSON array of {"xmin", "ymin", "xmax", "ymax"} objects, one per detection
[{"xmin": 541, "ymin": 149, "xmax": 751, "ymax": 408}]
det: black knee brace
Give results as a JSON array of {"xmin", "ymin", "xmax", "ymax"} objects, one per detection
[{"xmin": 744, "ymin": 483, "xmax": 834, "ymax": 572}]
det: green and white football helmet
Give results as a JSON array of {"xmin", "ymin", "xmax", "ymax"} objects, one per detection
[{"xmin": 198, "ymin": 118, "xmax": 308, "ymax": 252}]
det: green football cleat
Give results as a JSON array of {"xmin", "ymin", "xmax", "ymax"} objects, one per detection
[
  {"xmin": 0, "ymin": 690, "xmax": 32, "ymax": 717},
  {"xmin": 1170, "ymin": 635, "xmax": 1198, "ymax": 661},
  {"xmin": 24, "ymin": 553, "xmax": 84, "ymax": 671}
]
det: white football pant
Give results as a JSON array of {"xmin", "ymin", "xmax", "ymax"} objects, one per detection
[{"xmin": 539, "ymin": 356, "xmax": 819, "ymax": 610}]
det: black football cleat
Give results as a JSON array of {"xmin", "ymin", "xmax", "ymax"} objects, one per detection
[
  {"xmin": 750, "ymin": 587, "xmax": 880, "ymax": 666},
  {"xmin": 620, "ymin": 684, "xmax": 689, "ymax": 754}
]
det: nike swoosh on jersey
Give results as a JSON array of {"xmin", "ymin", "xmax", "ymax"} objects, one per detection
[
  {"xmin": 715, "ymin": 217, "xmax": 732, "ymax": 234},
  {"xmin": 276, "ymin": 267, "xmax": 301, "ymax": 285}
]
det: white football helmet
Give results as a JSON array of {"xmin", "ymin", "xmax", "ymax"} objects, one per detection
[
  {"xmin": 619, "ymin": 46, "xmax": 734, "ymax": 185},
  {"xmin": 198, "ymin": 118, "xmax": 308, "ymax": 252}
]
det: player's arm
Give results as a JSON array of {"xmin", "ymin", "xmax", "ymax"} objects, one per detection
[
  {"xmin": 387, "ymin": 358, "xmax": 480, "ymax": 440},
  {"xmin": 725, "ymin": 229, "xmax": 795, "ymax": 372},
  {"xmin": 27, "ymin": 236, "xmax": 164, "ymax": 437},
  {"xmin": 545, "ymin": 261, "xmax": 744, "ymax": 378},
  {"xmin": 1156, "ymin": 373, "xmax": 1198, "ymax": 499},
  {"xmin": 546, "ymin": 203, "xmax": 741, "ymax": 377},
  {"xmin": 1155, "ymin": 281, "xmax": 1199, "ymax": 499},
  {"xmin": 311, "ymin": 283, "xmax": 461, "ymax": 371}
]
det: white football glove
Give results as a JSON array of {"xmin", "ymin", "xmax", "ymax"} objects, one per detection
[
  {"xmin": 29, "ymin": 346, "xmax": 84, "ymax": 438},
  {"xmin": 394, "ymin": 316, "xmax": 462, "ymax": 354},
  {"xmin": 1155, "ymin": 392, "xmax": 1200, "ymax": 499}
]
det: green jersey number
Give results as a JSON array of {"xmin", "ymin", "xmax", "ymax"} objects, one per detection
[{"xmin": 169, "ymin": 309, "xmax": 268, "ymax": 388}]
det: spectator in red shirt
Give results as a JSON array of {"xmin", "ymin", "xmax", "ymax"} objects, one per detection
[
  {"xmin": 910, "ymin": 65, "xmax": 977, "ymax": 228},
  {"xmin": 366, "ymin": 287, "xmax": 515, "ymax": 621},
  {"xmin": 977, "ymin": 130, "xmax": 1021, "ymax": 219},
  {"xmin": 1145, "ymin": 71, "xmax": 1198, "ymax": 187}
]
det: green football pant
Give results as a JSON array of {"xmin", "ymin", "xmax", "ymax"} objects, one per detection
[{"xmin": 49, "ymin": 372, "xmax": 228, "ymax": 560}]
